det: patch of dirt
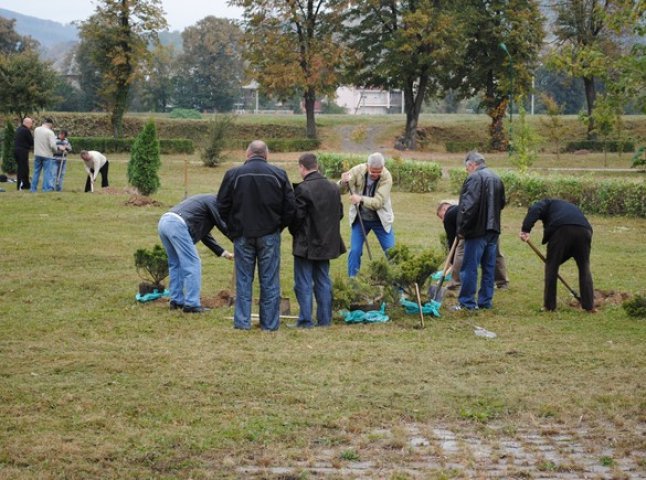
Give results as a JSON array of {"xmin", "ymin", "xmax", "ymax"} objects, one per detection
[
  {"xmin": 568, "ymin": 289, "xmax": 631, "ymax": 309},
  {"xmin": 202, "ymin": 290, "xmax": 235, "ymax": 308},
  {"xmin": 125, "ymin": 194, "xmax": 163, "ymax": 207}
]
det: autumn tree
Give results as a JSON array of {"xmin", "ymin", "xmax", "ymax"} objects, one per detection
[
  {"xmin": 137, "ymin": 43, "xmax": 176, "ymax": 112},
  {"xmin": 77, "ymin": 0, "xmax": 167, "ymax": 138},
  {"xmin": 0, "ymin": 17, "xmax": 38, "ymax": 54},
  {"xmin": 230, "ymin": 0, "xmax": 346, "ymax": 139},
  {"xmin": 449, "ymin": 0, "xmax": 544, "ymax": 151},
  {"xmin": 344, "ymin": 0, "xmax": 465, "ymax": 149},
  {"xmin": 173, "ymin": 16, "xmax": 243, "ymax": 112}
]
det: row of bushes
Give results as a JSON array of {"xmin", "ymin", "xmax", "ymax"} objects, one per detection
[
  {"xmin": 69, "ymin": 137, "xmax": 194, "ymax": 154},
  {"xmin": 318, "ymin": 153, "xmax": 442, "ymax": 193},
  {"xmin": 4, "ymin": 113, "xmax": 308, "ymax": 144},
  {"xmin": 448, "ymin": 168, "xmax": 645, "ymax": 216},
  {"xmin": 226, "ymin": 138, "xmax": 321, "ymax": 153},
  {"xmin": 564, "ymin": 140, "xmax": 636, "ymax": 153}
]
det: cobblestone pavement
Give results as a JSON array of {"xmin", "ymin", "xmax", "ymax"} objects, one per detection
[{"xmin": 238, "ymin": 421, "xmax": 646, "ymax": 479}]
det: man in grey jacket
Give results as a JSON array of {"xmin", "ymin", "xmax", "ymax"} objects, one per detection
[
  {"xmin": 158, "ymin": 194, "xmax": 233, "ymax": 313},
  {"xmin": 454, "ymin": 151, "xmax": 505, "ymax": 311}
]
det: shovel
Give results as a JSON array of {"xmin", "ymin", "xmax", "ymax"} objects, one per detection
[
  {"xmin": 428, "ymin": 237, "xmax": 458, "ymax": 301},
  {"xmin": 526, "ymin": 239, "xmax": 582, "ymax": 305}
]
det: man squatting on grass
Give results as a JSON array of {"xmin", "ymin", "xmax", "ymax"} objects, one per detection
[
  {"xmin": 338, "ymin": 152, "xmax": 395, "ymax": 277},
  {"xmin": 436, "ymin": 200, "xmax": 509, "ymax": 291},
  {"xmin": 453, "ymin": 150, "xmax": 506, "ymax": 311},
  {"xmin": 520, "ymin": 198, "xmax": 595, "ymax": 312},
  {"xmin": 158, "ymin": 194, "xmax": 233, "ymax": 314},
  {"xmin": 217, "ymin": 140, "xmax": 295, "ymax": 331},
  {"xmin": 80, "ymin": 150, "xmax": 110, "ymax": 192},
  {"xmin": 289, "ymin": 153, "xmax": 346, "ymax": 328}
]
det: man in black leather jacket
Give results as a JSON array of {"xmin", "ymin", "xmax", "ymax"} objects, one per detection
[
  {"xmin": 217, "ymin": 140, "xmax": 295, "ymax": 331},
  {"xmin": 454, "ymin": 151, "xmax": 506, "ymax": 310},
  {"xmin": 289, "ymin": 153, "xmax": 346, "ymax": 328}
]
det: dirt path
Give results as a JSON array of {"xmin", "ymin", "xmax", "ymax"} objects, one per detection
[
  {"xmin": 236, "ymin": 420, "xmax": 645, "ymax": 478},
  {"xmin": 337, "ymin": 124, "xmax": 392, "ymax": 154}
]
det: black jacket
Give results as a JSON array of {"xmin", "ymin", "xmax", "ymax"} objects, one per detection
[
  {"xmin": 289, "ymin": 171, "xmax": 346, "ymax": 260},
  {"xmin": 443, "ymin": 204, "xmax": 458, "ymax": 248},
  {"xmin": 457, "ymin": 166, "xmax": 505, "ymax": 238},
  {"xmin": 217, "ymin": 157, "xmax": 295, "ymax": 240},
  {"xmin": 521, "ymin": 198, "xmax": 592, "ymax": 244},
  {"xmin": 170, "ymin": 194, "xmax": 228, "ymax": 256},
  {"xmin": 14, "ymin": 125, "xmax": 33, "ymax": 151}
]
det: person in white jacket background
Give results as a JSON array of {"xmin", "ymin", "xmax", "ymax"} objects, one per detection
[
  {"xmin": 80, "ymin": 150, "xmax": 109, "ymax": 192},
  {"xmin": 30, "ymin": 118, "xmax": 59, "ymax": 193}
]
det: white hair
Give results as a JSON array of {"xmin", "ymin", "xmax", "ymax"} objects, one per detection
[
  {"xmin": 367, "ymin": 152, "xmax": 385, "ymax": 168},
  {"xmin": 464, "ymin": 150, "xmax": 485, "ymax": 166}
]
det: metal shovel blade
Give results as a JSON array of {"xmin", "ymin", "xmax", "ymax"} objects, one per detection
[{"xmin": 427, "ymin": 284, "xmax": 448, "ymax": 302}]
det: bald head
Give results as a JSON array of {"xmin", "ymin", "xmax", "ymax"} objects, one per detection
[
  {"xmin": 22, "ymin": 117, "xmax": 33, "ymax": 128},
  {"xmin": 246, "ymin": 140, "xmax": 268, "ymax": 160}
]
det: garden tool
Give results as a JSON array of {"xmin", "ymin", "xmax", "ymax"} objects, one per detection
[
  {"xmin": 414, "ymin": 282, "xmax": 425, "ymax": 328},
  {"xmin": 55, "ymin": 158, "xmax": 66, "ymax": 189},
  {"xmin": 526, "ymin": 239, "xmax": 582, "ymax": 305},
  {"xmin": 89, "ymin": 174, "xmax": 94, "ymax": 192},
  {"xmin": 427, "ymin": 237, "xmax": 458, "ymax": 301},
  {"xmin": 348, "ymin": 186, "xmax": 373, "ymax": 261}
]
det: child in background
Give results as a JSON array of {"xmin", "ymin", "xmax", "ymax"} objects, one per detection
[{"xmin": 54, "ymin": 130, "xmax": 72, "ymax": 191}]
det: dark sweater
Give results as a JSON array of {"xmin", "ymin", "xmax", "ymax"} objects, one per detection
[
  {"xmin": 521, "ymin": 198, "xmax": 592, "ymax": 244},
  {"xmin": 170, "ymin": 194, "xmax": 228, "ymax": 256},
  {"xmin": 443, "ymin": 204, "xmax": 458, "ymax": 249},
  {"xmin": 14, "ymin": 125, "xmax": 34, "ymax": 151}
]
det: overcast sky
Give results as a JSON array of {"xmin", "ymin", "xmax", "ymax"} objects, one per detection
[{"xmin": 0, "ymin": 0, "xmax": 243, "ymax": 31}]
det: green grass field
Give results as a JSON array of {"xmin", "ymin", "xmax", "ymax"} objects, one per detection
[{"xmin": 1, "ymin": 141, "xmax": 645, "ymax": 478}]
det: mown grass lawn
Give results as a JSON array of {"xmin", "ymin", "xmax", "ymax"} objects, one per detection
[{"xmin": 0, "ymin": 150, "xmax": 644, "ymax": 479}]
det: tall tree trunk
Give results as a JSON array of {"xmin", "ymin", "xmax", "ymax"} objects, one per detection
[
  {"xmin": 304, "ymin": 87, "xmax": 317, "ymax": 139},
  {"xmin": 583, "ymin": 75, "xmax": 596, "ymax": 137},
  {"xmin": 111, "ymin": 84, "xmax": 128, "ymax": 138},
  {"xmin": 487, "ymin": 97, "xmax": 509, "ymax": 152},
  {"xmin": 401, "ymin": 76, "xmax": 428, "ymax": 150}
]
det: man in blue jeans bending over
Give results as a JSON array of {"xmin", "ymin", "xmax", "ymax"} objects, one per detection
[
  {"xmin": 158, "ymin": 194, "xmax": 233, "ymax": 314},
  {"xmin": 453, "ymin": 151, "xmax": 506, "ymax": 311},
  {"xmin": 338, "ymin": 152, "xmax": 395, "ymax": 277},
  {"xmin": 217, "ymin": 140, "xmax": 295, "ymax": 331}
]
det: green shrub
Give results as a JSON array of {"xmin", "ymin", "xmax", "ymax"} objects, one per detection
[
  {"xmin": 511, "ymin": 105, "xmax": 540, "ymax": 173},
  {"xmin": 500, "ymin": 171, "xmax": 646, "ymax": 217},
  {"xmin": 128, "ymin": 119, "xmax": 161, "ymax": 196},
  {"xmin": 448, "ymin": 168, "xmax": 467, "ymax": 194},
  {"xmin": 69, "ymin": 137, "xmax": 194, "ymax": 154},
  {"xmin": 202, "ymin": 115, "xmax": 235, "ymax": 167},
  {"xmin": 134, "ymin": 244, "xmax": 169, "ymax": 287},
  {"xmin": 169, "ymin": 108, "xmax": 202, "ymax": 119},
  {"xmin": 445, "ymin": 140, "xmax": 489, "ymax": 153},
  {"xmin": 317, "ymin": 152, "xmax": 442, "ymax": 192},
  {"xmin": 564, "ymin": 139, "xmax": 635, "ymax": 153},
  {"xmin": 2, "ymin": 121, "xmax": 16, "ymax": 174},
  {"xmin": 623, "ymin": 294, "xmax": 646, "ymax": 318}
]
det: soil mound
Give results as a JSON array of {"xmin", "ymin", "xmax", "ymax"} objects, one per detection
[{"xmin": 125, "ymin": 195, "xmax": 162, "ymax": 207}]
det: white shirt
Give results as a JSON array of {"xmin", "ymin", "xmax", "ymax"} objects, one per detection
[
  {"xmin": 82, "ymin": 151, "xmax": 108, "ymax": 181},
  {"xmin": 33, "ymin": 125, "xmax": 58, "ymax": 158}
]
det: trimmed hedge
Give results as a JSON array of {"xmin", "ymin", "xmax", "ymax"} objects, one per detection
[
  {"xmin": 227, "ymin": 138, "xmax": 321, "ymax": 153},
  {"xmin": 69, "ymin": 137, "xmax": 194, "ymax": 154},
  {"xmin": 318, "ymin": 152, "xmax": 442, "ymax": 193},
  {"xmin": 564, "ymin": 140, "xmax": 635, "ymax": 153},
  {"xmin": 445, "ymin": 140, "xmax": 490, "ymax": 153},
  {"xmin": 448, "ymin": 168, "xmax": 468, "ymax": 194},
  {"xmin": 500, "ymin": 171, "xmax": 646, "ymax": 217}
]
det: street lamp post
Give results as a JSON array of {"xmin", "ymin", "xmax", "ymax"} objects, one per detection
[{"xmin": 499, "ymin": 42, "xmax": 513, "ymax": 154}]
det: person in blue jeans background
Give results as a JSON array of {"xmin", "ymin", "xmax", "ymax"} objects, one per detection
[
  {"xmin": 217, "ymin": 140, "xmax": 295, "ymax": 331},
  {"xmin": 158, "ymin": 194, "xmax": 233, "ymax": 314},
  {"xmin": 289, "ymin": 153, "xmax": 346, "ymax": 328},
  {"xmin": 53, "ymin": 129, "xmax": 72, "ymax": 191},
  {"xmin": 30, "ymin": 118, "xmax": 59, "ymax": 192},
  {"xmin": 454, "ymin": 151, "xmax": 506, "ymax": 311},
  {"xmin": 338, "ymin": 152, "xmax": 395, "ymax": 277}
]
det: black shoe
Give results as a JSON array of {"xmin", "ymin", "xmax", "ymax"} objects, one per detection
[
  {"xmin": 169, "ymin": 301, "xmax": 184, "ymax": 310},
  {"xmin": 182, "ymin": 306, "xmax": 211, "ymax": 313}
]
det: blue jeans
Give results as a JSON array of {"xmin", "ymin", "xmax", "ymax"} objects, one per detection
[
  {"xmin": 30, "ymin": 156, "xmax": 54, "ymax": 192},
  {"xmin": 158, "ymin": 213, "xmax": 202, "ymax": 308},
  {"xmin": 294, "ymin": 256, "xmax": 332, "ymax": 327},
  {"xmin": 234, "ymin": 232, "xmax": 281, "ymax": 331},
  {"xmin": 53, "ymin": 158, "xmax": 67, "ymax": 191},
  {"xmin": 458, "ymin": 232, "xmax": 499, "ymax": 309},
  {"xmin": 348, "ymin": 219, "xmax": 395, "ymax": 277}
]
